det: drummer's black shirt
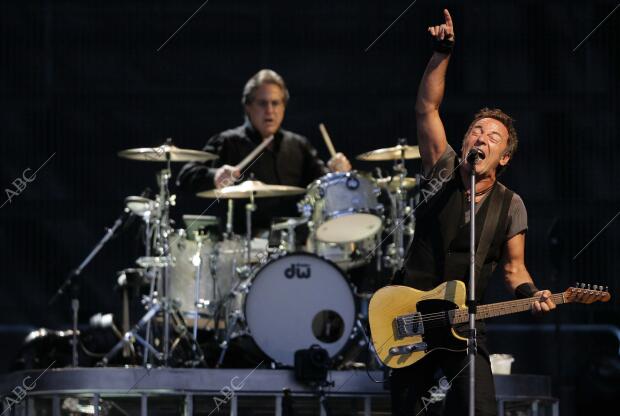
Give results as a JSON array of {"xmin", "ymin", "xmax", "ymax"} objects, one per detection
[{"xmin": 176, "ymin": 120, "xmax": 328, "ymax": 233}]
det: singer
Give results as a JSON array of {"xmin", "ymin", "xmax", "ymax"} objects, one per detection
[{"xmin": 389, "ymin": 9, "xmax": 556, "ymax": 416}]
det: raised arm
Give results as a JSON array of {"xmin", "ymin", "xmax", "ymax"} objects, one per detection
[{"xmin": 415, "ymin": 9, "xmax": 454, "ymax": 173}]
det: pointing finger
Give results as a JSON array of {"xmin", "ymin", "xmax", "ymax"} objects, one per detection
[{"xmin": 444, "ymin": 9, "xmax": 453, "ymax": 28}]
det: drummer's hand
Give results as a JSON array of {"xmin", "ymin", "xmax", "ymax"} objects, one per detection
[
  {"xmin": 328, "ymin": 153, "xmax": 352, "ymax": 172},
  {"xmin": 214, "ymin": 164, "xmax": 241, "ymax": 189}
]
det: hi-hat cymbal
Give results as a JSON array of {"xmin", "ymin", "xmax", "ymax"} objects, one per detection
[
  {"xmin": 356, "ymin": 145, "xmax": 421, "ymax": 161},
  {"xmin": 118, "ymin": 144, "xmax": 218, "ymax": 162},
  {"xmin": 271, "ymin": 217, "xmax": 309, "ymax": 231},
  {"xmin": 125, "ymin": 195, "xmax": 157, "ymax": 217},
  {"xmin": 376, "ymin": 176, "xmax": 417, "ymax": 191},
  {"xmin": 196, "ymin": 180, "xmax": 305, "ymax": 199}
]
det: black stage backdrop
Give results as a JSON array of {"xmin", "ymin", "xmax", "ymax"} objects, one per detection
[{"xmin": 0, "ymin": 1, "xmax": 618, "ymax": 414}]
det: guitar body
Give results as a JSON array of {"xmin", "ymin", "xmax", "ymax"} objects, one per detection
[
  {"xmin": 369, "ymin": 281, "xmax": 468, "ymax": 369},
  {"xmin": 369, "ymin": 279, "xmax": 610, "ymax": 369}
]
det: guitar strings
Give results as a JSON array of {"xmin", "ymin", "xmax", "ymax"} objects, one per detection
[
  {"xmin": 397, "ymin": 294, "xmax": 565, "ymax": 325},
  {"xmin": 397, "ymin": 289, "xmax": 599, "ymax": 325}
]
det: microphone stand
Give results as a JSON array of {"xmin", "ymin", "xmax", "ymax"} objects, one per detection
[
  {"xmin": 48, "ymin": 209, "xmax": 130, "ymax": 367},
  {"xmin": 467, "ymin": 152, "xmax": 478, "ymax": 416}
]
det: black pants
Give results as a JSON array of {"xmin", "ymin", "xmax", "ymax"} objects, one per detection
[{"xmin": 390, "ymin": 345, "xmax": 497, "ymax": 416}]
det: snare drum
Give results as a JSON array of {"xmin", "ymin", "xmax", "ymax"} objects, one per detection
[
  {"xmin": 306, "ymin": 236, "xmax": 379, "ymax": 271},
  {"xmin": 238, "ymin": 253, "xmax": 356, "ymax": 366},
  {"xmin": 299, "ymin": 171, "xmax": 383, "ymax": 243}
]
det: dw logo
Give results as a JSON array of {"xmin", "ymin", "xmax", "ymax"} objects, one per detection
[{"xmin": 284, "ymin": 264, "xmax": 311, "ymax": 279}]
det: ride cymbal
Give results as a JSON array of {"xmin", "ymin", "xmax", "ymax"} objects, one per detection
[
  {"xmin": 356, "ymin": 145, "xmax": 421, "ymax": 161},
  {"xmin": 118, "ymin": 144, "xmax": 218, "ymax": 162},
  {"xmin": 376, "ymin": 176, "xmax": 418, "ymax": 191},
  {"xmin": 196, "ymin": 180, "xmax": 305, "ymax": 199}
]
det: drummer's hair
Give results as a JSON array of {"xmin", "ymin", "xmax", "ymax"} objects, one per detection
[
  {"xmin": 464, "ymin": 107, "xmax": 519, "ymax": 176},
  {"xmin": 242, "ymin": 69, "xmax": 290, "ymax": 106}
]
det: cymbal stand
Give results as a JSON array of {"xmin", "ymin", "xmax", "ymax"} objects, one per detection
[
  {"xmin": 158, "ymin": 160, "xmax": 173, "ymax": 363},
  {"xmin": 226, "ymin": 199, "xmax": 234, "ymax": 236},
  {"xmin": 383, "ymin": 139, "xmax": 410, "ymax": 272},
  {"xmin": 216, "ymin": 278, "xmax": 250, "ymax": 367},
  {"xmin": 216, "ymin": 192, "xmax": 258, "ymax": 367},
  {"xmin": 190, "ymin": 232, "xmax": 210, "ymax": 352},
  {"xmin": 245, "ymin": 192, "xmax": 256, "ymax": 264},
  {"xmin": 48, "ymin": 208, "xmax": 130, "ymax": 367},
  {"xmin": 104, "ymin": 142, "xmax": 204, "ymax": 367}
]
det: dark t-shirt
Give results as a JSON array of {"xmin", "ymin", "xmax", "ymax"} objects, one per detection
[
  {"xmin": 176, "ymin": 121, "xmax": 329, "ymax": 232},
  {"xmin": 421, "ymin": 144, "xmax": 528, "ymax": 240}
]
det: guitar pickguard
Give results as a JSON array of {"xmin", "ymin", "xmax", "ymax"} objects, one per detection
[{"xmin": 416, "ymin": 299, "xmax": 467, "ymax": 351}]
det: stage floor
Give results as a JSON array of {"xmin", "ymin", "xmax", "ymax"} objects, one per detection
[{"xmin": 0, "ymin": 367, "xmax": 557, "ymax": 415}]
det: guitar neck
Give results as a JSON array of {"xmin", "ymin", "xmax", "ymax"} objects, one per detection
[{"xmin": 451, "ymin": 293, "xmax": 566, "ymax": 324}]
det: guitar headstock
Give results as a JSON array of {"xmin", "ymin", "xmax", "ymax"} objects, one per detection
[{"xmin": 565, "ymin": 283, "xmax": 611, "ymax": 304}]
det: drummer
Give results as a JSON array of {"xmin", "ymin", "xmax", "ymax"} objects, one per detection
[{"xmin": 177, "ymin": 69, "xmax": 352, "ymax": 233}]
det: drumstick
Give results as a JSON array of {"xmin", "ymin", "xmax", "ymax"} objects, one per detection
[
  {"xmin": 235, "ymin": 135, "xmax": 274, "ymax": 171},
  {"xmin": 319, "ymin": 123, "xmax": 337, "ymax": 157}
]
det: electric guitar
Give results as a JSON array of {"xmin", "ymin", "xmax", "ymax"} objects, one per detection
[{"xmin": 368, "ymin": 280, "xmax": 610, "ymax": 369}]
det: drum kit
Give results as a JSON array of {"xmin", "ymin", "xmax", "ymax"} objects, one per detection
[{"xmin": 60, "ymin": 137, "xmax": 422, "ymax": 370}]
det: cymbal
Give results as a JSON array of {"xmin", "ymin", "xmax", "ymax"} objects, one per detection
[
  {"xmin": 196, "ymin": 180, "xmax": 305, "ymax": 199},
  {"xmin": 125, "ymin": 196, "xmax": 156, "ymax": 217},
  {"xmin": 356, "ymin": 145, "xmax": 421, "ymax": 161},
  {"xmin": 376, "ymin": 176, "xmax": 417, "ymax": 191},
  {"xmin": 118, "ymin": 144, "xmax": 218, "ymax": 162}
]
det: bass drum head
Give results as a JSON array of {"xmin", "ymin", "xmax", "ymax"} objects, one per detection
[{"xmin": 244, "ymin": 253, "xmax": 356, "ymax": 367}]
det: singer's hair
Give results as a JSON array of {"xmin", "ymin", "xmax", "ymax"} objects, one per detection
[
  {"xmin": 464, "ymin": 107, "xmax": 519, "ymax": 175},
  {"xmin": 242, "ymin": 69, "xmax": 290, "ymax": 106}
]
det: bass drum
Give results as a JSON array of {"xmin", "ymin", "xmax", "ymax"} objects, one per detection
[{"xmin": 243, "ymin": 253, "xmax": 356, "ymax": 366}]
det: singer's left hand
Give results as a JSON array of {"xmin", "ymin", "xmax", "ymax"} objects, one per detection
[
  {"xmin": 531, "ymin": 290, "xmax": 556, "ymax": 315},
  {"xmin": 328, "ymin": 153, "xmax": 352, "ymax": 172}
]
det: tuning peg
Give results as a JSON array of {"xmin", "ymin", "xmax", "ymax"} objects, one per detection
[
  {"xmin": 580, "ymin": 283, "xmax": 586, "ymax": 289},
  {"xmin": 593, "ymin": 285, "xmax": 599, "ymax": 291},
  {"xmin": 575, "ymin": 282, "xmax": 580, "ymax": 287},
  {"xmin": 605, "ymin": 286, "xmax": 609, "ymax": 292}
]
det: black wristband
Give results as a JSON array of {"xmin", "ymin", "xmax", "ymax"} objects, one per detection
[
  {"xmin": 433, "ymin": 38, "xmax": 454, "ymax": 55},
  {"xmin": 515, "ymin": 282, "xmax": 539, "ymax": 299}
]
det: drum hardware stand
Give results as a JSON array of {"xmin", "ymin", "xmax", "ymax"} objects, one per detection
[
  {"xmin": 225, "ymin": 199, "xmax": 234, "ymax": 235},
  {"xmin": 214, "ymin": 272, "xmax": 254, "ymax": 367},
  {"xmin": 214, "ymin": 258, "xmax": 256, "ymax": 367},
  {"xmin": 189, "ymin": 232, "xmax": 219, "ymax": 353},
  {"xmin": 99, "ymin": 297, "xmax": 165, "ymax": 366},
  {"xmin": 245, "ymin": 191, "xmax": 257, "ymax": 264},
  {"xmin": 191, "ymin": 233, "xmax": 205, "ymax": 352},
  {"xmin": 108, "ymin": 140, "xmax": 204, "ymax": 367},
  {"xmin": 48, "ymin": 207, "xmax": 133, "ymax": 367},
  {"xmin": 101, "ymin": 266, "xmax": 206, "ymax": 367},
  {"xmin": 381, "ymin": 139, "xmax": 413, "ymax": 273}
]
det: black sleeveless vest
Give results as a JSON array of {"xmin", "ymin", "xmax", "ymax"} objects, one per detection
[{"xmin": 394, "ymin": 160, "xmax": 514, "ymax": 302}]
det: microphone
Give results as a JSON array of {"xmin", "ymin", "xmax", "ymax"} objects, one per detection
[{"xmin": 466, "ymin": 147, "xmax": 484, "ymax": 164}]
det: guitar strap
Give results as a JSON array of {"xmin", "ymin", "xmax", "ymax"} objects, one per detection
[{"xmin": 474, "ymin": 182, "xmax": 507, "ymax": 279}]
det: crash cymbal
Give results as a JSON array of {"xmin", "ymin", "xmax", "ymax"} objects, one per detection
[
  {"xmin": 118, "ymin": 144, "xmax": 218, "ymax": 162},
  {"xmin": 376, "ymin": 176, "xmax": 417, "ymax": 191},
  {"xmin": 196, "ymin": 180, "xmax": 306, "ymax": 199},
  {"xmin": 356, "ymin": 145, "xmax": 421, "ymax": 161}
]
